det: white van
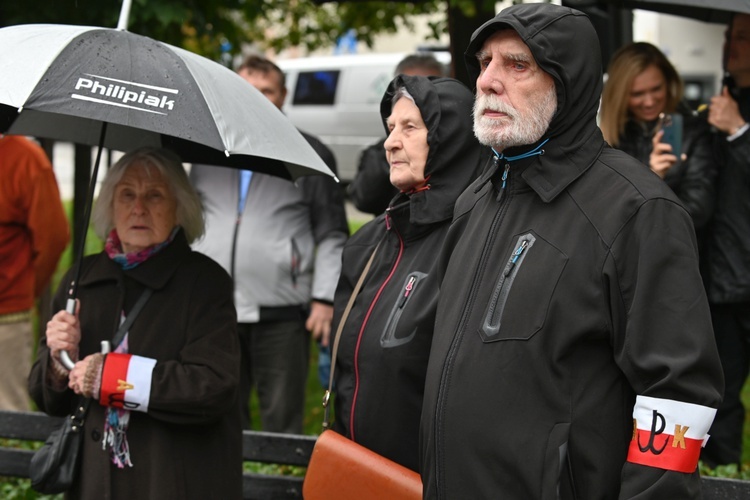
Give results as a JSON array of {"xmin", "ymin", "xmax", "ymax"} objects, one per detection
[{"xmin": 277, "ymin": 52, "xmax": 449, "ymax": 183}]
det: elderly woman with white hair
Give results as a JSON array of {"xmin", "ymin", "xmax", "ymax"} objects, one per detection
[
  {"xmin": 29, "ymin": 147, "xmax": 242, "ymax": 499},
  {"xmin": 331, "ymin": 75, "xmax": 486, "ymax": 472}
]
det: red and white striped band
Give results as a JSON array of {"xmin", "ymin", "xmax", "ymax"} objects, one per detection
[
  {"xmin": 627, "ymin": 395, "xmax": 717, "ymax": 473},
  {"xmin": 99, "ymin": 352, "xmax": 156, "ymax": 413}
]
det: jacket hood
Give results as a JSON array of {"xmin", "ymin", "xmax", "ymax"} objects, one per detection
[
  {"xmin": 379, "ymin": 75, "xmax": 485, "ymax": 225},
  {"xmin": 463, "ymin": 3, "xmax": 606, "ymax": 202}
]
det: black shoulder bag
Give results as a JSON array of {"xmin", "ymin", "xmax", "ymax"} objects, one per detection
[{"xmin": 29, "ymin": 288, "xmax": 153, "ymax": 494}]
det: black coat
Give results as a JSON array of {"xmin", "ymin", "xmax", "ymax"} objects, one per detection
[
  {"xmin": 420, "ymin": 4, "xmax": 723, "ymax": 499},
  {"xmin": 705, "ymin": 87, "xmax": 750, "ymax": 304},
  {"xmin": 332, "ymin": 76, "xmax": 485, "ymax": 471},
  {"xmin": 617, "ymin": 109, "xmax": 717, "ymax": 231},
  {"xmin": 29, "ymin": 230, "xmax": 242, "ymax": 500}
]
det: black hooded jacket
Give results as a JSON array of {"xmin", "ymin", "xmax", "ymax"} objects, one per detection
[
  {"xmin": 419, "ymin": 4, "xmax": 723, "ymax": 499},
  {"xmin": 331, "ymin": 75, "xmax": 485, "ymax": 471}
]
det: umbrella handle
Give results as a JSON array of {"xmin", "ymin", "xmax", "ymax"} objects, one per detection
[
  {"xmin": 60, "ymin": 299, "xmax": 111, "ymax": 371},
  {"xmin": 59, "ymin": 351, "xmax": 76, "ymax": 371},
  {"xmin": 58, "ymin": 299, "xmax": 77, "ymax": 370}
]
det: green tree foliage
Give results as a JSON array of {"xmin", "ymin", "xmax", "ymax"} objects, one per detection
[
  {"xmin": 238, "ymin": 0, "xmax": 448, "ymax": 54},
  {"xmin": 0, "ymin": 0, "xmax": 454, "ymax": 61}
]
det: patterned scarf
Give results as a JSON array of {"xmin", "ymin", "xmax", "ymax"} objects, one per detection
[
  {"xmin": 102, "ymin": 226, "xmax": 178, "ymax": 467},
  {"xmin": 103, "ymin": 332, "xmax": 133, "ymax": 468},
  {"xmin": 104, "ymin": 226, "xmax": 179, "ymax": 269}
]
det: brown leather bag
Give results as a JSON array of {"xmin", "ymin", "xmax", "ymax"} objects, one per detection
[
  {"xmin": 303, "ymin": 429, "xmax": 422, "ymax": 500},
  {"xmin": 302, "ymin": 240, "xmax": 422, "ymax": 499}
]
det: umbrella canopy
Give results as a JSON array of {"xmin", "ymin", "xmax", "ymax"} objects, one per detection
[
  {"xmin": 0, "ymin": 23, "xmax": 339, "ymax": 369},
  {"xmin": 0, "ymin": 24, "xmax": 335, "ymax": 181},
  {"xmin": 617, "ymin": 0, "xmax": 750, "ymax": 23}
]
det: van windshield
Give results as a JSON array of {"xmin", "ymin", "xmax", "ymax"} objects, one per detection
[{"xmin": 293, "ymin": 70, "xmax": 339, "ymax": 105}]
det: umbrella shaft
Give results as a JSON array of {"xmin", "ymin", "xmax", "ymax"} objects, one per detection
[{"xmin": 67, "ymin": 123, "xmax": 108, "ymax": 302}]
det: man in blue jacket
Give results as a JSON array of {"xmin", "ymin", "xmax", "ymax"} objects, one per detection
[{"xmin": 419, "ymin": 4, "xmax": 723, "ymax": 498}]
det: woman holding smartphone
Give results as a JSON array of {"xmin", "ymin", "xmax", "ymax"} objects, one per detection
[{"xmin": 600, "ymin": 42, "xmax": 717, "ymax": 233}]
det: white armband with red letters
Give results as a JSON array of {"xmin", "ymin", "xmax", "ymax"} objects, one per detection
[
  {"xmin": 627, "ymin": 395, "xmax": 717, "ymax": 473},
  {"xmin": 99, "ymin": 352, "xmax": 157, "ymax": 413}
]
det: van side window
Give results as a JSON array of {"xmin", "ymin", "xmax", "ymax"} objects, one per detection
[{"xmin": 293, "ymin": 70, "xmax": 339, "ymax": 105}]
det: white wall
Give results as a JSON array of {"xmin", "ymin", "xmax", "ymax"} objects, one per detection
[{"xmin": 633, "ymin": 10, "xmax": 726, "ymax": 94}]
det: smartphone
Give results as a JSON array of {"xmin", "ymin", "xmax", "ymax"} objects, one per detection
[{"xmin": 658, "ymin": 112, "xmax": 683, "ymax": 157}]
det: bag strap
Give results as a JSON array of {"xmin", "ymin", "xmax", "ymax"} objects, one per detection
[
  {"xmin": 111, "ymin": 288, "xmax": 153, "ymax": 349},
  {"xmin": 322, "ymin": 240, "xmax": 382, "ymax": 429},
  {"xmin": 72, "ymin": 397, "xmax": 91, "ymax": 425}
]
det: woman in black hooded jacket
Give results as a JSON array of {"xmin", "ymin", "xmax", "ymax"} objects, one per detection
[{"xmin": 330, "ymin": 75, "xmax": 486, "ymax": 471}]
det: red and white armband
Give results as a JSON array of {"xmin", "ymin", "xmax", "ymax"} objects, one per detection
[
  {"xmin": 99, "ymin": 352, "xmax": 157, "ymax": 413},
  {"xmin": 627, "ymin": 395, "xmax": 717, "ymax": 473}
]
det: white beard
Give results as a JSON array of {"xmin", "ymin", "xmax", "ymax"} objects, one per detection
[{"xmin": 473, "ymin": 86, "xmax": 557, "ymax": 150}]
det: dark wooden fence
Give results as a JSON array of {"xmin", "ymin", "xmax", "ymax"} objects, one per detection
[
  {"xmin": 2, "ymin": 410, "xmax": 750, "ymax": 499},
  {"xmin": 0, "ymin": 410, "xmax": 315, "ymax": 499}
]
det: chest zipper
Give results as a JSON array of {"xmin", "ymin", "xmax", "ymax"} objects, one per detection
[
  {"xmin": 350, "ymin": 211, "xmax": 404, "ymax": 441},
  {"xmin": 497, "ymin": 163, "xmax": 511, "ymax": 202},
  {"xmin": 506, "ymin": 239, "xmax": 529, "ymax": 276},
  {"xmin": 482, "ymin": 235, "xmax": 534, "ymax": 339},
  {"xmin": 380, "ymin": 273, "xmax": 425, "ymax": 348},
  {"xmin": 432, "ymin": 140, "xmax": 548, "ymax": 496},
  {"xmin": 401, "ymin": 276, "xmax": 416, "ymax": 305},
  {"xmin": 433, "ymin": 173, "xmax": 511, "ymax": 495}
]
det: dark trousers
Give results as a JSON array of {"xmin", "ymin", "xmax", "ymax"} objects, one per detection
[
  {"xmin": 237, "ymin": 320, "xmax": 310, "ymax": 434},
  {"xmin": 702, "ymin": 302, "xmax": 750, "ymax": 467}
]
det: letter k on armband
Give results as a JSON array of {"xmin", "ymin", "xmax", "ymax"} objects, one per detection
[{"xmin": 627, "ymin": 395, "xmax": 717, "ymax": 473}]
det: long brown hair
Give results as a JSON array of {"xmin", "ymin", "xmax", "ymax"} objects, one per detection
[{"xmin": 600, "ymin": 42, "xmax": 683, "ymax": 146}]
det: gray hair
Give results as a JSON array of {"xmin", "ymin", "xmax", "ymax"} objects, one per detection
[
  {"xmin": 391, "ymin": 86, "xmax": 415, "ymax": 110},
  {"xmin": 92, "ymin": 147, "xmax": 205, "ymax": 243}
]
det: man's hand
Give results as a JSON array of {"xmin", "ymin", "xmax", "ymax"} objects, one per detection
[
  {"xmin": 306, "ymin": 301, "xmax": 333, "ymax": 347},
  {"xmin": 709, "ymin": 86, "xmax": 747, "ymax": 135}
]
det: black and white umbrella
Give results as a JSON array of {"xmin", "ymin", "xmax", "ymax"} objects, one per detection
[
  {"xmin": 568, "ymin": 0, "xmax": 750, "ymax": 23},
  {"xmin": 624, "ymin": 0, "xmax": 750, "ymax": 23},
  {"xmin": 0, "ymin": 20, "xmax": 336, "ymax": 368},
  {"xmin": 0, "ymin": 23, "xmax": 334, "ymax": 180}
]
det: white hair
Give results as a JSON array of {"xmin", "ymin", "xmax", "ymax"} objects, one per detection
[
  {"xmin": 473, "ymin": 84, "xmax": 557, "ymax": 150},
  {"xmin": 91, "ymin": 147, "xmax": 205, "ymax": 243},
  {"xmin": 391, "ymin": 86, "xmax": 416, "ymax": 109}
]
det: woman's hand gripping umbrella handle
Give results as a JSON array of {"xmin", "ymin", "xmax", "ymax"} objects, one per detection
[{"xmin": 59, "ymin": 298, "xmax": 110, "ymax": 371}]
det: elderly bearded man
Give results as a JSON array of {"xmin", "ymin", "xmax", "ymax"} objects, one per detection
[{"xmin": 419, "ymin": 3, "xmax": 724, "ymax": 499}]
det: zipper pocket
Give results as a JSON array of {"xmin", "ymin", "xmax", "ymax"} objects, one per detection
[
  {"xmin": 380, "ymin": 272, "xmax": 426, "ymax": 348},
  {"xmin": 481, "ymin": 233, "xmax": 536, "ymax": 340}
]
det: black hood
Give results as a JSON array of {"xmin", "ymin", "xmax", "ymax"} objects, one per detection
[
  {"xmin": 379, "ymin": 75, "xmax": 485, "ymax": 225},
  {"xmin": 463, "ymin": 3, "xmax": 605, "ymax": 202}
]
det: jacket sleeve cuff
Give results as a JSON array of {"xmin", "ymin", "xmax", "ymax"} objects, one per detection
[
  {"xmin": 627, "ymin": 395, "xmax": 716, "ymax": 473},
  {"xmin": 99, "ymin": 352, "xmax": 156, "ymax": 412},
  {"xmin": 47, "ymin": 356, "xmax": 70, "ymax": 390},
  {"xmin": 727, "ymin": 122, "xmax": 749, "ymax": 141}
]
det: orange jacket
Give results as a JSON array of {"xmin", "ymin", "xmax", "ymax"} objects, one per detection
[{"xmin": 0, "ymin": 135, "xmax": 69, "ymax": 315}]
